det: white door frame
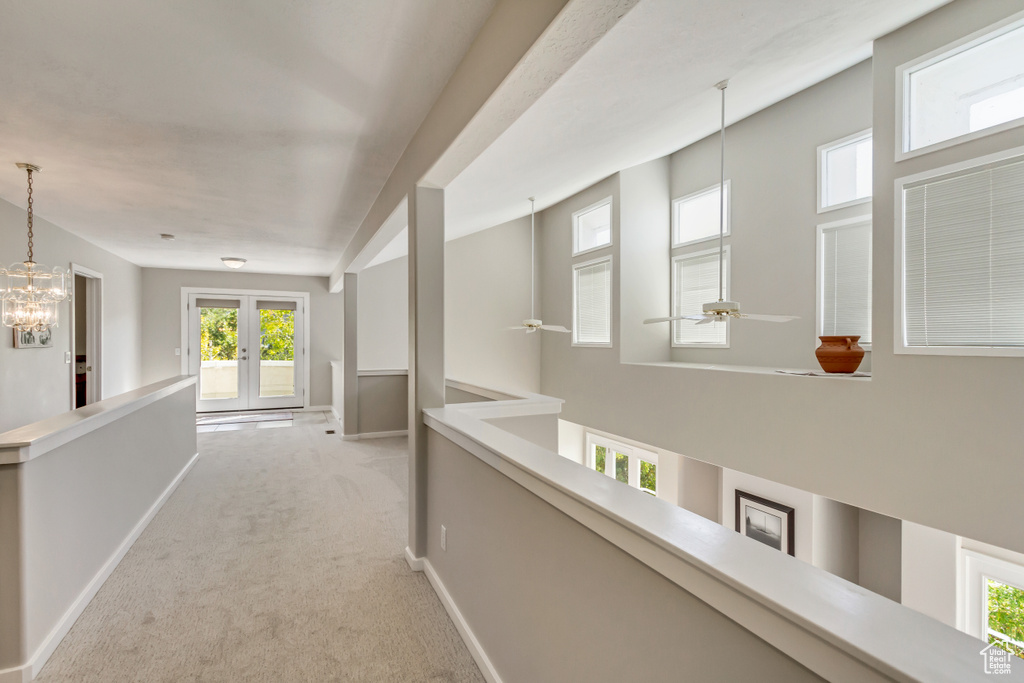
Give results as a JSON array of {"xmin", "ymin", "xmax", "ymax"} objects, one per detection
[
  {"xmin": 181, "ymin": 287, "xmax": 311, "ymax": 411},
  {"xmin": 68, "ymin": 263, "xmax": 103, "ymax": 410}
]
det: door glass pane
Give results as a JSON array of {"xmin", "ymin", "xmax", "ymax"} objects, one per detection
[
  {"xmin": 615, "ymin": 452, "xmax": 629, "ymax": 484},
  {"xmin": 199, "ymin": 307, "xmax": 238, "ymax": 400},
  {"xmin": 259, "ymin": 308, "xmax": 295, "ymax": 397},
  {"xmin": 594, "ymin": 445, "xmax": 606, "ymax": 474}
]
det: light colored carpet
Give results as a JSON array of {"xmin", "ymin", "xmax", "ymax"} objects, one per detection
[{"xmin": 35, "ymin": 419, "xmax": 484, "ymax": 682}]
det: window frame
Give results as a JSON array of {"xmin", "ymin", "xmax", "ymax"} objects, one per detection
[
  {"xmin": 816, "ymin": 215, "xmax": 873, "ymax": 350},
  {"xmin": 896, "ymin": 12, "xmax": 1024, "ymax": 161},
  {"xmin": 572, "ymin": 196, "xmax": 614, "ymax": 257},
  {"xmin": 672, "ymin": 181, "xmax": 731, "ymax": 248},
  {"xmin": 961, "ymin": 549, "xmax": 1024, "ymax": 651},
  {"xmin": 893, "ymin": 144, "xmax": 1024, "ymax": 357},
  {"xmin": 585, "ymin": 432, "xmax": 658, "ymax": 496},
  {"xmin": 572, "ymin": 255, "xmax": 613, "ymax": 348},
  {"xmin": 671, "ymin": 245, "xmax": 731, "ymax": 349},
  {"xmin": 817, "ymin": 129, "xmax": 873, "ymax": 213}
]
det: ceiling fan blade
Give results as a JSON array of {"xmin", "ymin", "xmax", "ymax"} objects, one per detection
[
  {"xmin": 507, "ymin": 326, "xmax": 527, "ymax": 331},
  {"xmin": 540, "ymin": 325, "xmax": 571, "ymax": 333},
  {"xmin": 526, "ymin": 327, "xmax": 537, "ymax": 334},
  {"xmin": 643, "ymin": 314, "xmax": 706, "ymax": 324},
  {"xmin": 694, "ymin": 316, "xmax": 717, "ymax": 325},
  {"xmin": 739, "ymin": 313, "xmax": 800, "ymax": 323}
]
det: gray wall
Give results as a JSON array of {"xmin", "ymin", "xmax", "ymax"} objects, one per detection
[
  {"xmin": 356, "ymin": 374, "xmax": 408, "ymax": 434},
  {"xmin": 425, "ymin": 428, "xmax": 823, "ymax": 682},
  {"xmin": 446, "ymin": 216, "xmax": 540, "ymax": 394},
  {"xmin": 140, "ymin": 268, "xmax": 343, "ymax": 407},
  {"xmin": 859, "ymin": 509, "xmax": 902, "ymax": 603},
  {"xmin": 539, "ymin": 2, "xmax": 1024, "ymax": 555},
  {"xmin": 0, "ymin": 198, "xmax": 143, "ymax": 433},
  {"xmin": 358, "ymin": 257, "xmax": 408, "ymax": 371}
]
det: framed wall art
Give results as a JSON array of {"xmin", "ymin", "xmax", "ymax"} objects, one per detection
[{"xmin": 735, "ymin": 489, "xmax": 795, "ymax": 556}]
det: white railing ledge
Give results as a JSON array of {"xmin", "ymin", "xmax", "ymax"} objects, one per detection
[
  {"xmin": 444, "ymin": 378, "xmax": 529, "ymax": 402},
  {"xmin": 0, "ymin": 375, "xmax": 197, "ymax": 464},
  {"xmin": 423, "ymin": 399, "xmax": 997, "ymax": 683},
  {"xmin": 446, "ymin": 391, "xmax": 563, "ymax": 420},
  {"xmin": 626, "ymin": 360, "xmax": 872, "ymax": 380}
]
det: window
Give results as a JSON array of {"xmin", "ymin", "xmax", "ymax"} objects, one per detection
[
  {"xmin": 586, "ymin": 433, "xmax": 657, "ymax": 496},
  {"xmin": 901, "ymin": 17, "xmax": 1024, "ymax": 156},
  {"xmin": 897, "ymin": 149, "xmax": 1024, "ymax": 355},
  {"xmin": 818, "ymin": 131, "xmax": 872, "ymax": 212},
  {"xmin": 963, "ymin": 550, "xmax": 1024, "ymax": 659},
  {"xmin": 573, "ymin": 197, "xmax": 612, "ymax": 255},
  {"xmin": 673, "ymin": 182, "xmax": 729, "ymax": 247},
  {"xmin": 573, "ymin": 257, "xmax": 612, "ymax": 346},
  {"xmin": 817, "ymin": 218, "xmax": 872, "ymax": 346},
  {"xmin": 672, "ymin": 247, "xmax": 729, "ymax": 347}
]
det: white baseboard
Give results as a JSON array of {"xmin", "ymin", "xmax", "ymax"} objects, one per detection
[
  {"xmin": 4, "ymin": 452, "xmax": 200, "ymax": 682},
  {"xmin": 422, "ymin": 558, "xmax": 502, "ymax": 683},
  {"xmin": 330, "ymin": 405, "xmax": 341, "ymax": 422},
  {"xmin": 404, "ymin": 546, "xmax": 424, "ymax": 572},
  {"xmin": 343, "ymin": 429, "xmax": 409, "ymax": 441}
]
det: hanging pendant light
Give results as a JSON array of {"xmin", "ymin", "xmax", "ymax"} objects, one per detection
[{"xmin": 1, "ymin": 164, "xmax": 70, "ymax": 332}]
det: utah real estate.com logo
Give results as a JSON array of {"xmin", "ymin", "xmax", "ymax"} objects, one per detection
[{"xmin": 981, "ymin": 642, "xmax": 1013, "ymax": 675}]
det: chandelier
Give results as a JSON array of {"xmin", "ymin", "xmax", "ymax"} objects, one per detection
[{"xmin": 0, "ymin": 164, "xmax": 70, "ymax": 331}]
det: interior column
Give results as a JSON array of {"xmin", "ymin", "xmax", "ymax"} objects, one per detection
[
  {"xmin": 407, "ymin": 185, "xmax": 445, "ymax": 561},
  {"xmin": 342, "ymin": 272, "xmax": 359, "ymax": 438}
]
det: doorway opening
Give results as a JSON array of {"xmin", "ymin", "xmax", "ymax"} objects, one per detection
[
  {"xmin": 69, "ymin": 264, "xmax": 103, "ymax": 410},
  {"xmin": 183, "ymin": 289, "xmax": 308, "ymax": 413}
]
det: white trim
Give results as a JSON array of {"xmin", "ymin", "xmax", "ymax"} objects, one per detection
[
  {"xmin": 895, "ymin": 11, "xmax": 1024, "ymax": 161},
  {"xmin": 893, "ymin": 144, "xmax": 1024, "ymax": 357},
  {"xmin": 404, "ymin": 546, "xmax": 424, "ymax": 572},
  {"xmin": 357, "ymin": 369, "xmax": 409, "ymax": 377},
  {"xmin": 571, "ymin": 195, "xmax": 614, "ymax": 257},
  {"xmin": 961, "ymin": 549, "xmax": 1024, "ymax": 643},
  {"xmin": 815, "ymin": 214, "xmax": 872, "ymax": 350},
  {"xmin": 68, "ymin": 264, "xmax": 104, "ymax": 410},
  {"xmin": 18, "ymin": 451, "xmax": 198, "ymax": 681},
  {"xmin": 571, "ymin": 255, "xmax": 614, "ymax": 348},
  {"xmin": 672, "ymin": 181, "xmax": 731, "ymax": 248},
  {"xmin": 0, "ymin": 376, "xmax": 196, "ymax": 464},
  {"xmin": 422, "ymin": 559, "xmax": 503, "ymax": 683},
  {"xmin": 343, "ymin": 429, "xmax": 409, "ymax": 441},
  {"xmin": 330, "ymin": 405, "xmax": 341, "ymax": 422},
  {"xmin": 816, "ymin": 129, "xmax": 872, "ymax": 213},
  {"xmin": 671, "ymin": 245, "xmax": 731, "ymax": 349},
  {"xmin": 444, "ymin": 378, "xmax": 521, "ymax": 402}
]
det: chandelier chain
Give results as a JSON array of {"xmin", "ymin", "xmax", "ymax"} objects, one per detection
[{"xmin": 26, "ymin": 168, "xmax": 34, "ymax": 262}]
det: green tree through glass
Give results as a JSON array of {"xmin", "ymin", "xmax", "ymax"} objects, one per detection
[
  {"xmin": 594, "ymin": 445, "xmax": 606, "ymax": 473},
  {"xmin": 260, "ymin": 310, "xmax": 294, "ymax": 360},
  {"xmin": 200, "ymin": 308, "xmax": 237, "ymax": 361},
  {"xmin": 988, "ymin": 579, "xmax": 1024, "ymax": 659},
  {"xmin": 640, "ymin": 461, "xmax": 656, "ymax": 495}
]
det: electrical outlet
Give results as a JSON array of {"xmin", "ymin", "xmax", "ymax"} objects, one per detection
[
  {"xmin": 441, "ymin": 525, "xmax": 447, "ymax": 551},
  {"xmin": 64, "ymin": 351, "xmax": 71, "ymax": 364},
  {"xmin": 174, "ymin": 347, "xmax": 181, "ymax": 356}
]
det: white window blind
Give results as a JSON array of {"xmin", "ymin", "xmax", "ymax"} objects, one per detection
[
  {"xmin": 902, "ymin": 154, "xmax": 1024, "ymax": 349},
  {"xmin": 820, "ymin": 221, "xmax": 872, "ymax": 343},
  {"xmin": 673, "ymin": 249, "xmax": 727, "ymax": 346},
  {"xmin": 573, "ymin": 258, "xmax": 612, "ymax": 345}
]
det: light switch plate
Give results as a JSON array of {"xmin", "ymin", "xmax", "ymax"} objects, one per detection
[
  {"xmin": 174, "ymin": 347, "xmax": 181, "ymax": 356},
  {"xmin": 64, "ymin": 351, "xmax": 71, "ymax": 363}
]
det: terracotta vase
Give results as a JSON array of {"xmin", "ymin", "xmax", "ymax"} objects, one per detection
[{"xmin": 815, "ymin": 336, "xmax": 865, "ymax": 373}]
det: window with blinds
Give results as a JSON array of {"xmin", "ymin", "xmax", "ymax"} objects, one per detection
[
  {"xmin": 818, "ymin": 219, "xmax": 872, "ymax": 344},
  {"xmin": 573, "ymin": 257, "xmax": 612, "ymax": 346},
  {"xmin": 900, "ymin": 152, "xmax": 1024, "ymax": 352},
  {"xmin": 672, "ymin": 247, "xmax": 728, "ymax": 347}
]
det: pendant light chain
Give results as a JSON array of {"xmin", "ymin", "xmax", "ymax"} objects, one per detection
[
  {"xmin": 25, "ymin": 167, "xmax": 34, "ymax": 263},
  {"xmin": 717, "ymin": 80, "xmax": 728, "ymax": 303}
]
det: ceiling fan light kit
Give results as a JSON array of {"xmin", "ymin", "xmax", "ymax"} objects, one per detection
[{"xmin": 643, "ymin": 80, "xmax": 798, "ymax": 329}]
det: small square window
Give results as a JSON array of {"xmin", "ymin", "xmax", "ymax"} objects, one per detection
[
  {"xmin": 572, "ymin": 197, "xmax": 612, "ymax": 255},
  {"xmin": 673, "ymin": 182, "xmax": 729, "ymax": 247},
  {"xmin": 901, "ymin": 18, "xmax": 1024, "ymax": 156},
  {"xmin": 818, "ymin": 131, "xmax": 872, "ymax": 212}
]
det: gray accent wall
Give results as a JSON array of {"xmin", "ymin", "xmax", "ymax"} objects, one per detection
[
  {"xmin": 0, "ymin": 198, "xmax": 143, "ymax": 433},
  {"xmin": 140, "ymin": 268, "xmax": 343, "ymax": 407},
  {"xmin": 538, "ymin": 1, "xmax": 1024, "ymax": 556}
]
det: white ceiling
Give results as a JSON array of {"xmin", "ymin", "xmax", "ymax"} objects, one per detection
[
  {"xmin": 366, "ymin": 0, "xmax": 950, "ymax": 268},
  {"xmin": 0, "ymin": 0, "xmax": 496, "ymax": 275}
]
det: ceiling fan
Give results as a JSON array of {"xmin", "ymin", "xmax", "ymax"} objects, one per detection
[
  {"xmin": 644, "ymin": 80, "xmax": 798, "ymax": 327},
  {"xmin": 509, "ymin": 198, "xmax": 571, "ymax": 335}
]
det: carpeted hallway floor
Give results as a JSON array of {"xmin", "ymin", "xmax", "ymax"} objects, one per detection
[{"xmin": 35, "ymin": 414, "xmax": 485, "ymax": 682}]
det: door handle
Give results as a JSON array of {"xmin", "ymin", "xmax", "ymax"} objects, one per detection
[
  {"xmin": 86, "ymin": 366, "xmax": 92, "ymax": 371},
  {"xmin": 240, "ymin": 357, "xmax": 248, "ymax": 361}
]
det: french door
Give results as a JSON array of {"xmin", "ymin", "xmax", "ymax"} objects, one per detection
[{"xmin": 188, "ymin": 294, "xmax": 305, "ymax": 412}]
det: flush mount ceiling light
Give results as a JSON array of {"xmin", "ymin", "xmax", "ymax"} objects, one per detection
[
  {"xmin": 221, "ymin": 257, "xmax": 247, "ymax": 269},
  {"xmin": 0, "ymin": 164, "xmax": 70, "ymax": 332}
]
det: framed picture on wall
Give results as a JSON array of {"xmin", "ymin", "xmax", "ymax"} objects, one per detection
[
  {"xmin": 735, "ymin": 490, "xmax": 795, "ymax": 556},
  {"xmin": 13, "ymin": 327, "xmax": 54, "ymax": 348}
]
